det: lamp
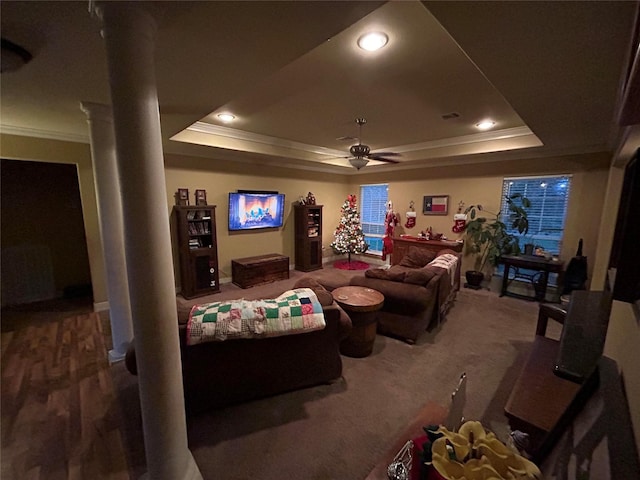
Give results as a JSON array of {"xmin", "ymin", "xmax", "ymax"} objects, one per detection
[{"xmin": 349, "ymin": 157, "xmax": 369, "ymax": 170}]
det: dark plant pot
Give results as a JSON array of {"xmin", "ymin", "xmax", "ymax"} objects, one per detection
[
  {"xmin": 465, "ymin": 270, "xmax": 484, "ymax": 289},
  {"xmin": 524, "ymin": 243, "xmax": 534, "ymax": 256}
]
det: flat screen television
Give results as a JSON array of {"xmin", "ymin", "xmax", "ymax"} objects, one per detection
[{"xmin": 228, "ymin": 191, "xmax": 285, "ymax": 231}]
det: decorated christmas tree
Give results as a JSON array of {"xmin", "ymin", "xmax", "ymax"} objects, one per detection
[{"xmin": 330, "ymin": 194, "xmax": 369, "ymax": 264}]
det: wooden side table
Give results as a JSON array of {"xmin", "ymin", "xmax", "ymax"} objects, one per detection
[{"xmin": 332, "ymin": 286, "xmax": 384, "ymax": 358}]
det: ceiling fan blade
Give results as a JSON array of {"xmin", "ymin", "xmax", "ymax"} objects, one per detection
[
  {"xmin": 370, "ymin": 151, "xmax": 401, "ymax": 157},
  {"xmin": 368, "ymin": 155, "xmax": 400, "ymax": 164}
]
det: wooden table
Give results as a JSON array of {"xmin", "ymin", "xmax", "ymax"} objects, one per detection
[
  {"xmin": 332, "ymin": 286, "xmax": 384, "ymax": 358},
  {"xmin": 499, "ymin": 254, "xmax": 564, "ymax": 301},
  {"xmin": 364, "ymin": 401, "xmax": 447, "ymax": 480}
]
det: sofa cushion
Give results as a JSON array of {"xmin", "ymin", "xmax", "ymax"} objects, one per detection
[
  {"xmin": 306, "ymin": 269, "xmax": 354, "ymax": 291},
  {"xmin": 399, "ymin": 246, "xmax": 437, "ymax": 268},
  {"xmin": 404, "ymin": 267, "xmax": 439, "ymax": 285},
  {"xmin": 365, "ymin": 265, "xmax": 407, "ymax": 282}
]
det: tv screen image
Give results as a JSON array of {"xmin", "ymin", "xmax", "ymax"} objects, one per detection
[{"xmin": 228, "ymin": 192, "xmax": 285, "ymax": 231}]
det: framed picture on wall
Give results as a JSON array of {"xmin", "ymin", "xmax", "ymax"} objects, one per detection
[
  {"xmin": 175, "ymin": 188, "xmax": 189, "ymax": 206},
  {"xmin": 423, "ymin": 195, "xmax": 449, "ymax": 215},
  {"xmin": 195, "ymin": 189, "xmax": 207, "ymax": 206}
]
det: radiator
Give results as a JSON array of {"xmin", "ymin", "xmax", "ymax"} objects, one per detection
[{"xmin": 1, "ymin": 244, "xmax": 56, "ymax": 306}]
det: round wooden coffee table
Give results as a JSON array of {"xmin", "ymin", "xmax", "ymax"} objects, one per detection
[{"xmin": 332, "ymin": 286, "xmax": 384, "ymax": 358}]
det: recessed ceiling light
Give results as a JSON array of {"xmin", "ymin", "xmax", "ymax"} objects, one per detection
[
  {"xmin": 357, "ymin": 32, "xmax": 388, "ymax": 51},
  {"xmin": 217, "ymin": 113, "xmax": 236, "ymax": 123},
  {"xmin": 475, "ymin": 120, "xmax": 496, "ymax": 130}
]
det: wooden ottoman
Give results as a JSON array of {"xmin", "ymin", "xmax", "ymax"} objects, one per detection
[{"xmin": 332, "ymin": 286, "xmax": 384, "ymax": 358}]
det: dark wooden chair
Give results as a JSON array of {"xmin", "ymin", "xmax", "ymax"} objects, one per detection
[{"xmin": 535, "ymin": 303, "xmax": 567, "ymax": 336}]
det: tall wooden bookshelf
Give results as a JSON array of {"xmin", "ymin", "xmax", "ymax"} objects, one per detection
[
  {"xmin": 294, "ymin": 204, "xmax": 323, "ymax": 272},
  {"xmin": 174, "ymin": 205, "xmax": 220, "ymax": 298}
]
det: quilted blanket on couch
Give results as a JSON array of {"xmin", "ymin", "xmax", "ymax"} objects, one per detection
[{"xmin": 186, "ymin": 288, "xmax": 326, "ymax": 345}]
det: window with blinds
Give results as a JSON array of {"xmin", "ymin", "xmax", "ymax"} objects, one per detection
[
  {"xmin": 359, "ymin": 184, "xmax": 388, "ymax": 254},
  {"xmin": 501, "ymin": 175, "xmax": 572, "ymax": 255}
]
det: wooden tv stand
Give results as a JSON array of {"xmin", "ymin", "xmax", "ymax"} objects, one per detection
[{"xmin": 231, "ymin": 253, "xmax": 289, "ymax": 289}]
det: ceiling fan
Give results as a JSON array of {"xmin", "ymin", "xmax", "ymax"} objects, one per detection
[{"xmin": 343, "ymin": 118, "xmax": 401, "ymax": 170}]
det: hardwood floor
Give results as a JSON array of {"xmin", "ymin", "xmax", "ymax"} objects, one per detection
[{"xmin": 1, "ymin": 298, "xmax": 134, "ymax": 479}]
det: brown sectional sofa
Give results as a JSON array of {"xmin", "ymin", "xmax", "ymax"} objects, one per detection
[
  {"xmin": 125, "ymin": 277, "xmax": 352, "ymax": 414},
  {"xmin": 350, "ymin": 247, "xmax": 461, "ymax": 344}
]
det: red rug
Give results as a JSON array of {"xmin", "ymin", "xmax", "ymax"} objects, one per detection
[{"xmin": 333, "ymin": 260, "xmax": 370, "ymax": 270}]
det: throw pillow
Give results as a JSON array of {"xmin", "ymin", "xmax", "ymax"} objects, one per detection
[
  {"xmin": 399, "ymin": 246, "xmax": 437, "ymax": 268},
  {"xmin": 293, "ymin": 276, "xmax": 333, "ymax": 306}
]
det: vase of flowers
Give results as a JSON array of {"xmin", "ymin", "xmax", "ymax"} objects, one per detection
[{"xmin": 417, "ymin": 421, "xmax": 541, "ymax": 480}]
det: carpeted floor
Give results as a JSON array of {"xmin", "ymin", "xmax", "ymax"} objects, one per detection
[{"xmin": 112, "ymin": 269, "xmax": 561, "ymax": 479}]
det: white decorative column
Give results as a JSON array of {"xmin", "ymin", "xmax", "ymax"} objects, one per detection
[
  {"xmin": 92, "ymin": 3, "xmax": 202, "ymax": 480},
  {"xmin": 80, "ymin": 101, "xmax": 134, "ymax": 364}
]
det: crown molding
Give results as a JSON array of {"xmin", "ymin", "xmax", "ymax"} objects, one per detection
[
  {"xmin": 182, "ymin": 122, "xmax": 538, "ymax": 160},
  {"xmin": 185, "ymin": 121, "xmax": 346, "ymax": 158},
  {"xmin": 0, "ymin": 124, "xmax": 89, "ymax": 144},
  {"xmin": 380, "ymin": 126, "xmax": 537, "ymax": 154}
]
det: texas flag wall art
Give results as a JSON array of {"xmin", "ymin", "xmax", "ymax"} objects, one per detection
[{"xmin": 423, "ymin": 195, "xmax": 449, "ymax": 215}]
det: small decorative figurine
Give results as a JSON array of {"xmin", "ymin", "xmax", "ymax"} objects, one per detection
[{"xmin": 306, "ymin": 192, "xmax": 316, "ymax": 205}]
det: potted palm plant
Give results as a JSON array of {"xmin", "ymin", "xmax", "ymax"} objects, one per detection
[{"xmin": 463, "ymin": 193, "xmax": 531, "ymax": 288}]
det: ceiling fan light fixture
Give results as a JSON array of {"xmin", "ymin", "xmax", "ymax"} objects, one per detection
[
  {"xmin": 350, "ymin": 143, "xmax": 370, "ymax": 157},
  {"xmin": 217, "ymin": 113, "xmax": 236, "ymax": 123},
  {"xmin": 357, "ymin": 32, "xmax": 388, "ymax": 51},
  {"xmin": 349, "ymin": 157, "xmax": 369, "ymax": 170}
]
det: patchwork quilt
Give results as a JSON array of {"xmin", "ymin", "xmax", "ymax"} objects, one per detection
[{"xmin": 186, "ymin": 287, "xmax": 326, "ymax": 345}]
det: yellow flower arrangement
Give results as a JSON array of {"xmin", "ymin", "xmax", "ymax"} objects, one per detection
[{"xmin": 430, "ymin": 421, "xmax": 541, "ymax": 480}]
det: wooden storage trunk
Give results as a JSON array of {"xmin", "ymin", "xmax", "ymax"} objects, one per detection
[{"xmin": 231, "ymin": 253, "xmax": 289, "ymax": 289}]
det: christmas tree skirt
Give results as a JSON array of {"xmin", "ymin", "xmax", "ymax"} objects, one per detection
[{"xmin": 333, "ymin": 260, "xmax": 370, "ymax": 270}]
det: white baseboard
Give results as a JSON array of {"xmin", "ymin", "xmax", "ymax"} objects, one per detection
[
  {"xmin": 108, "ymin": 348, "xmax": 126, "ymax": 364},
  {"xmin": 94, "ymin": 300, "xmax": 110, "ymax": 312}
]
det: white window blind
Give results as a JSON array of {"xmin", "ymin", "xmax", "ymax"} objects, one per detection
[
  {"xmin": 359, "ymin": 184, "xmax": 388, "ymax": 254},
  {"xmin": 501, "ymin": 175, "xmax": 571, "ymax": 255}
]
